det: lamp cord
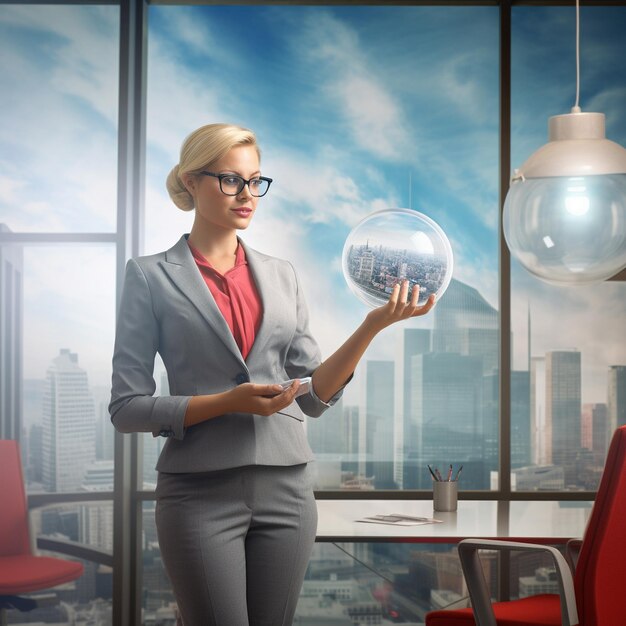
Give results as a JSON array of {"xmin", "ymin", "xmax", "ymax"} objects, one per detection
[{"xmin": 573, "ymin": 0, "xmax": 581, "ymax": 113}]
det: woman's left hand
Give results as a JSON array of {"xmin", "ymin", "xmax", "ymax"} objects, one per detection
[{"xmin": 365, "ymin": 280, "xmax": 436, "ymax": 333}]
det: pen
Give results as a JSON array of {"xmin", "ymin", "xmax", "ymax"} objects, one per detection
[
  {"xmin": 389, "ymin": 514, "xmax": 431, "ymax": 522},
  {"xmin": 427, "ymin": 464, "xmax": 439, "ymax": 481},
  {"xmin": 453, "ymin": 465, "xmax": 464, "ymax": 481},
  {"xmin": 446, "ymin": 464, "xmax": 453, "ymax": 481},
  {"xmin": 434, "ymin": 467, "xmax": 443, "ymax": 482}
]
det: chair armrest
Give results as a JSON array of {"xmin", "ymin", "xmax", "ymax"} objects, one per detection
[
  {"xmin": 565, "ymin": 538, "xmax": 583, "ymax": 574},
  {"xmin": 36, "ymin": 537, "xmax": 113, "ymax": 568},
  {"xmin": 457, "ymin": 538, "xmax": 579, "ymax": 626}
]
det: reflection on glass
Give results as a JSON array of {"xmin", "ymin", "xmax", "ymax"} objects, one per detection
[
  {"xmin": 342, "ymin": 209, "xmax": 454, "ymax": 308},
  {"xmin": 296, "ymin": 543, "xmax": 467, "ymax": 622}
]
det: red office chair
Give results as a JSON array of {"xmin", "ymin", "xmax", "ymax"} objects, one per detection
[
  {"xmin": 0, "ymin": 440, "xmax": 84, "ymax": 620},
  {"xmin": 425, "ymin": 425, "xmax": 626, "ymax": 626}
]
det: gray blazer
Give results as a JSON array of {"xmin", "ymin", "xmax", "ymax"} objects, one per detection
[{"xmin": 109, "ymin": 235, "xmax": 343, "ymax": 473}]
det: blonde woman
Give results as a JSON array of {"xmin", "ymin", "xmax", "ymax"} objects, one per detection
[{"xmin": 110, "ymin": 123, "xmax": 435, "ymax": 626}]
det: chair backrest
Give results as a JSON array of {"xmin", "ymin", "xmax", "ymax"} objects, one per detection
[
  {"xmin": 0, "ymin": 439, "xmax": 32, "ymax": 557},
  {"xmin": 575, "ymin": 425, "xmax": 626, "ymax": 625}
]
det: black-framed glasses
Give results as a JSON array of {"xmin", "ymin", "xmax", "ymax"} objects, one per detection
[{"xmin": 200, "ymin": 171, "xmax": 273, "ymax": 197}]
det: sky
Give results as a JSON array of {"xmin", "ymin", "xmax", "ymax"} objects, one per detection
[{"xmin": 0, "ymin": 3, "xmax": 625, "ymax": 405}]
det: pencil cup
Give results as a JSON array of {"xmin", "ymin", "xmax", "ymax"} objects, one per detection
[{"xmin": 433, "ymin": 480, "xmax": 458, "ymax": 512}]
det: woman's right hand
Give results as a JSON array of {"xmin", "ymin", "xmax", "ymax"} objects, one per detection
[
  {"xmin": 226, "ymin": 381, "xmax": 301, "ymax": 417},
  {"xmin": 184, "ymin": 381, "xmax": 302, "ymax": 427}
]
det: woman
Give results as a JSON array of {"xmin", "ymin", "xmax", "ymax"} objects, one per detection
[{"xmin": 110, "ymin": 123, "xmax": 436, "ymax": 626}]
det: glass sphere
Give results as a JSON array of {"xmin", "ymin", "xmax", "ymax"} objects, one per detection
[
  {"xmin": 503, "ymin": 174, "xmax": 626, "ymax": 285},
  {"xmin": 342, "ymin": 208, "xmax": 454, "ymax": 308}
]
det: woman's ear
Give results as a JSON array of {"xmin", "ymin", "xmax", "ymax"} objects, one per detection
[{"xmin": 181, "ymin": 173, "xmax": 196, "ymax": 195}]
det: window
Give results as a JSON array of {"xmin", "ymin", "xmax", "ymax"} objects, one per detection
[
  {"xmin": 510, "ymin": 5, "xmax": 626, "ymax": 491},
  {"xmin": 144, "ymin": 3, "xmax": 500, "ymax": 492},
  {"xmin": 0, "ymin": 4, "xmax": 119, "ymax": 623},
  {"xmin": 1, "ymin": 3, "xmax": 625, "ymax": 625}
]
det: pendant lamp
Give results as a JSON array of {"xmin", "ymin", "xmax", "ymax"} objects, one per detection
[{"xmin": 503, "ymin": 1, "xmax": 626, "ymax": 285}]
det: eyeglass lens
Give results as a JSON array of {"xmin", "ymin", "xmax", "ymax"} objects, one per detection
[{"xmin": 221, "ymin": 175, "xmax": 270, "ymax": 197}]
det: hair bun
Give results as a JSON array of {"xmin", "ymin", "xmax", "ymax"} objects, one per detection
[{"xmin": 166, "ymin": 164, "xmax": 194, "ymax": 212}]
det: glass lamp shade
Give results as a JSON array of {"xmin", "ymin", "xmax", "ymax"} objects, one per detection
[{"xmin": 503, "ymin": 112, "xmax": 626, "ymax": 285}]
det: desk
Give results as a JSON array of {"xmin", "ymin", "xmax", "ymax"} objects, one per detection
[{"xmin": 316, "ymin": 500, "xmax": 592, "ymax": 543}]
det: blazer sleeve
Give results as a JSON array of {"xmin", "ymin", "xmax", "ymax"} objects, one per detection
[
  {"xmin": 109, "ymin": 259, "xmax": 190, "ymax": 440},
  {"xmin": 284, "ymin": 262, "xmax": 351, "ymax": 418}
]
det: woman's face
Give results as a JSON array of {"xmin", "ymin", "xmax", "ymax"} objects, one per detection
[{"xmin": 185, "ymin": 144, "xmax": 261, "ymax": 234}]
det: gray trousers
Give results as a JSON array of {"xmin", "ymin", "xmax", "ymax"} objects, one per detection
[{"xmin": 155, "ymin": 463, "xmax": 317, "ymax": 626}]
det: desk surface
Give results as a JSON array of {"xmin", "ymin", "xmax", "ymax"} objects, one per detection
[{"xmin": 315, "ymin": 500, "xmax": 592, "ymax": 543}]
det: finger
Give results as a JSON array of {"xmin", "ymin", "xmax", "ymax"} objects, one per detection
[
  {"xmin": 397, "ymin": 284, "xmax": 420, "ymax": 320},
  {"xmin": 254, "ymin": 383, "xmax": 284, "ymax": 396},
  {"xmin": 387, "ymin": 282, "xmax": 401, "ymax": 308},
  {"xmin": 398, "ymin": 279, "xmax": 410, "ymax": 304},
  {"xmin": 411, "ymin": 293, "xmax": 437, "ymax": 317}
]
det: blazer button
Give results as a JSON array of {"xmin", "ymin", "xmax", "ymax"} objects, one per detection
[{"xmin": 235, "ymin": 373, "xmax": 249, "ymax": 385}]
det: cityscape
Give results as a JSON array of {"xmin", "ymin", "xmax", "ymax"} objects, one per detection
[
  {"xmin": 3, "ymin": 229, "xmax": 625, "ymax": 623},
  {"xmin": 344, "ymin": 241, "xmax": 450, "ymax": 308}
]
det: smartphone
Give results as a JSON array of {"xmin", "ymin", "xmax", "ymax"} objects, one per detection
[{"xmin": 278, "ymin": 376, "xmax": 312, "ymax": 398}]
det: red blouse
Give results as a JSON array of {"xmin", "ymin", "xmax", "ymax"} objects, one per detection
[{"xmin": 188, "ymin": 241, "xmax": 262, "ymax": 360}]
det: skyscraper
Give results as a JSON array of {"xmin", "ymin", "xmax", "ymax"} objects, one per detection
[
  {"xmin": 545, "ymin": 350, "xmax": 581, "ymax": 485},
  {"xmin": 582, "ymin": 403, "xmax": 609, "ymax": 460},
  {"xmin": 364, "ymin": 360, "xmax": 394, "ymax": 488},
  {"xmin": 432, "ymin": 279, "xmax": 499, "ymax": 376},
  {"xmin": 530, "ymin": 356, "xmax": 549, "ymax": 465},
  {"xmin": 608, "ymin": 365, "xmax": 626, "ymax": 430},
  {"xmin": 411, "ymin": 352, "xmax": 484, "ymax": 488},
  {"xmin": 42, "ymin": 349, "xmax": 96, "ymax": 492},
  {"xmin": 0, "ymin": 223, "xmax": 23, "ymax": 441},
  {"xmin": 393, "ymin": 328, "xmax": 431, "ymax": 488}
]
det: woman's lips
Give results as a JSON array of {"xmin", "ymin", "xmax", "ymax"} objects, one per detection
[{"xmin": 231, "ymin": 208, "xmax": 253, "ymax": 217}]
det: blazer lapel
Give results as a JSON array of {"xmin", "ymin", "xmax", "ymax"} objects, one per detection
[
  {"xmin": 159, "ymin": 235, "xmax": 246, "ymax": 367},
  {"xmin": 240, "ymin": 241, "xmax": 280, "ymax": 366}
]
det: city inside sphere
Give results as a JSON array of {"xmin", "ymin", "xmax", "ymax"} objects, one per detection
[{"xmin": 342, "ymin": 208, "xmax": 454, "ymax": 308}]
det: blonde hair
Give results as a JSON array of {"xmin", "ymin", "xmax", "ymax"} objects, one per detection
[{"xmin": 166, "ymin": 123, "xmax": 260, "ymax": 211}]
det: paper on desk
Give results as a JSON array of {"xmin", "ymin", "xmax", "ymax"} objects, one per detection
[{"xmin": 356, "ymin": 514, "xmax": 443, "ymax": 526}]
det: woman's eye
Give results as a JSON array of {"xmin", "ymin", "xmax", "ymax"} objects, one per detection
[{"xmin": 223, "ymin": 176, "xmax": 240, "ymax": 186}]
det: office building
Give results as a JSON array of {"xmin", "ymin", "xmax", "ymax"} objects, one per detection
[
  {"xmin": 0, "ymin": 223, "xmax": 23, "ymax": 441},
  {"xmin": 364, "ymin": 360, "xmax": 395, "ymax": 487},
  {"xmin": 42, "ymin": 349, "xmax": 96, "ymax": 492},
  {"xmin": 608, "ymin": 365, "xmax": 626, "ymax": 430},
  {"xmin": 545, "ymin": 350, "xmax": 582, "ymax": 486},
  {"xmin": 411, "ymin": 352, "xmax": 484, "ymax": 488},
  {"xmin": 308, "ymin": 398, "xmax": 346, "ymax": 488},
  {"xmin": 432, "ymin": 278, "xmax": 499, "ymax": 376},
  {"xmin": 80, "ymin": 460, "xmax": 114, "ymax": 553},
  {"xmin": 530, "ymin": 356, "xmax": 549, "ymax": 465},
  {"xmin": 394, "ymin": 328, "xmax": 431, "ymax": 488},
  {"xmin": 341, "ymin": 404, "xmax": 361, "ymax": 476},
  {"xmin": 582, "ymin": 402, "xmax": 609, "ymax": 459}
]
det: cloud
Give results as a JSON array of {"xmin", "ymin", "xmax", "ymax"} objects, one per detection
[
  {"xmin": 22, "ymin": 246, "xmax": 116, "ymax": 383},
  {"xmin": 0, "ymin": 5, "xmax": 118, "ymax": 232},
  {"xmin": 293, "ymin": 11, "xmax": 414, "ymax": 161}
]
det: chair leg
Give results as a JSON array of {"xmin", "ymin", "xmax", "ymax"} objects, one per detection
[{"xmin": 1, "ymin": 607, "xmax": 7, "ymax": 626}]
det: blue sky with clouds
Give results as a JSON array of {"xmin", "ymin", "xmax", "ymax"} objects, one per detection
[{"xmin": 0, "ymin": 3, "xmax": 624, "ymax": 404}]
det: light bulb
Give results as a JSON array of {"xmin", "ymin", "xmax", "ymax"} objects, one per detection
[{"xmin": 503, "ymin": 112, "xmax": 626, "ymax": 285}]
